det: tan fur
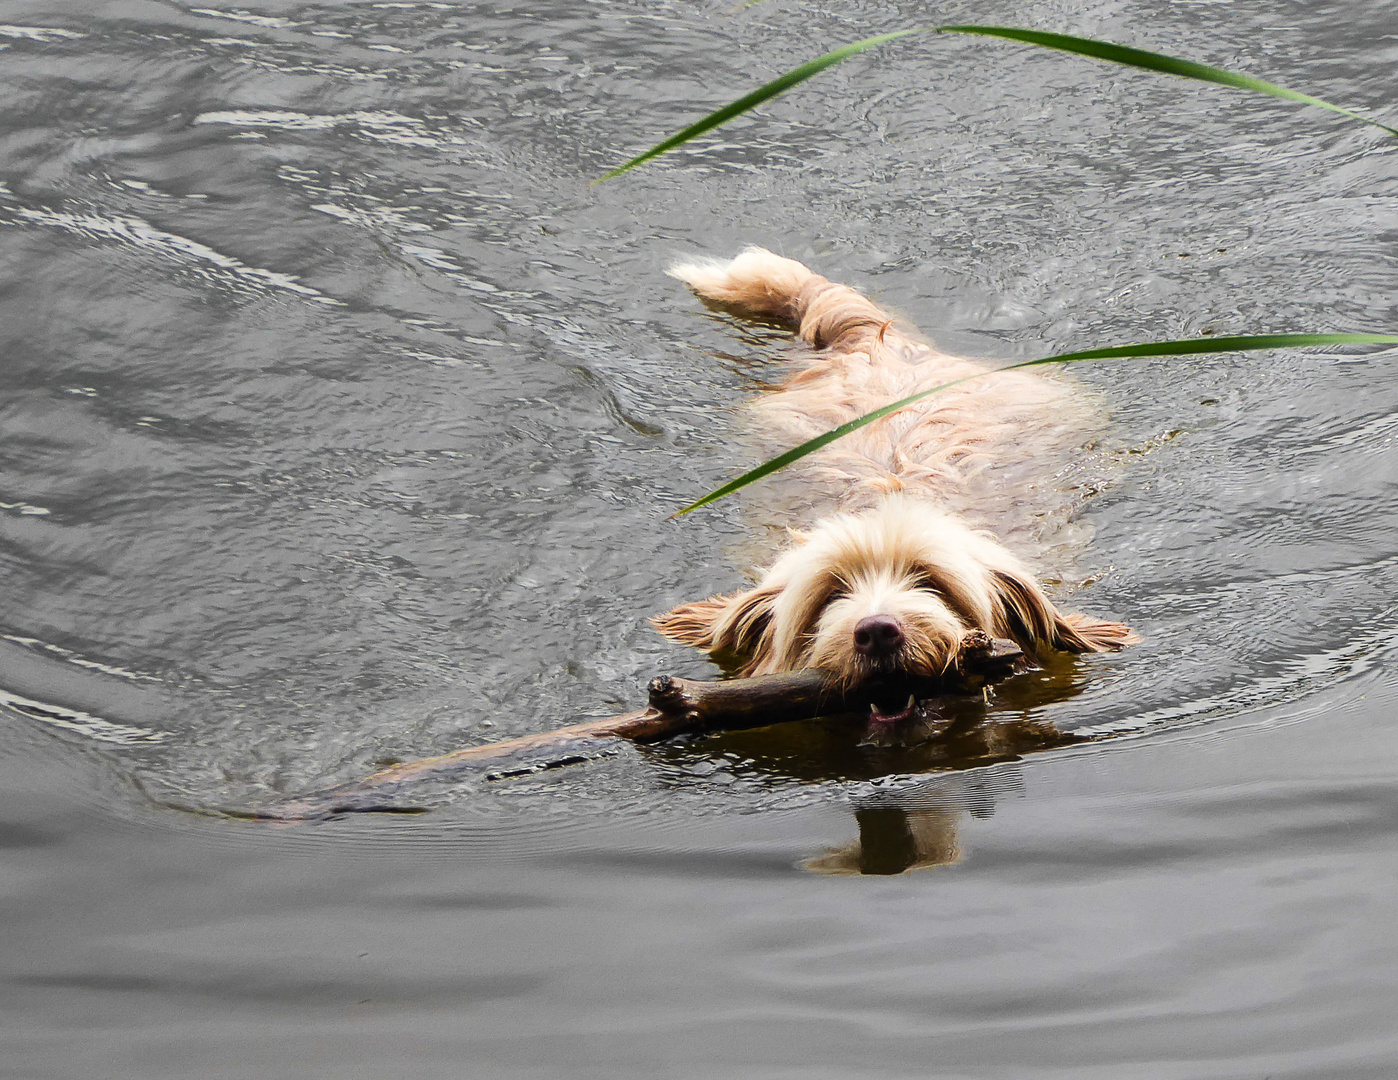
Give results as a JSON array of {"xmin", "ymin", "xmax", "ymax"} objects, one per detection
[{"xmin": 656, "ymin": 248, "xmax": 1135, "ymax": 685}]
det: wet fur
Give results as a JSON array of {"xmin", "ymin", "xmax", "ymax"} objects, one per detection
[{"xmin": 653, "ymin": 248, "xmax": 1135, "ymax": 684}]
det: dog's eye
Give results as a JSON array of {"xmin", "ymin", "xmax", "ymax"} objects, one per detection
[{"xmin": 912, "ymin": 572, "xmax": 942, "ymax": 594}]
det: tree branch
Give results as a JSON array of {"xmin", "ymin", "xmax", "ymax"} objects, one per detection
[{"xmin": 247, "ymin": 634, "xmax": 1024, "ymax": 821}]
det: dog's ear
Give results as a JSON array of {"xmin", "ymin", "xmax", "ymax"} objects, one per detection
[
  {"xmin": 989, "ymin": 569, "xmax": 1137, "ymax": 657},
  {"xmin": 988, "ymin": 568, "xmax": 1058, "ymax": 654},
  {"xmin": 1058, "ymin": 611, "xmax": 1139, "ymax": 651},
  {"xmin": 651, "ymin": 585, "xmax": 780, "ymax": 657},
  {"xmin": 651, "ymin": 595, "xmax": 730, "ymax": 649}
]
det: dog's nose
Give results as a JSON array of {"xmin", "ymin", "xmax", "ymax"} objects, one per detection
[{"xmin": 853, "ymin": 615, "xmax": 904, "ymax": 657}]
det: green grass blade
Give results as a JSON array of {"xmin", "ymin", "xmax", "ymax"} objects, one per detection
[
  {"xmin": 672, "ymin": 333, "xmax": 1398, "ymax": 516},
  {"xmin": 937, "ymin": 25, "xmax": 1398, "ymax": 138},
  {"xmin": 596, "ymin": 30, "xmax": 917, "ymax": 181},
  {"xmin": 601, "ymin": 25, "xmax": 1396, "ymax": 180}
]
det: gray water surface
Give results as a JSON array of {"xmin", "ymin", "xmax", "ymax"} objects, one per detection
[{"xmin": 3, "ymin": 1, "xmax": 1398, "ymax": 1077}]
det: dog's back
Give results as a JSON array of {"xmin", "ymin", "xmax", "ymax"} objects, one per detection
[{"xmin": 669, "ymin": 248, "xmax": 1098, "ymax": 550}]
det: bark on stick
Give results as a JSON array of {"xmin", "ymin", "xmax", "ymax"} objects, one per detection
[{"xmin": 250, "ymin": 635, "xmax": 1023, "ymax": 821}]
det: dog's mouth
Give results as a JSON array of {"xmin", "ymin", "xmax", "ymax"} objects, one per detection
[
  {"xmin": 868, "ymin": 693, "xmax": 918, "ymax": 726},
  {"xmin": 860, "ymin": 693, "xmax": 947, "ymax": 748}
]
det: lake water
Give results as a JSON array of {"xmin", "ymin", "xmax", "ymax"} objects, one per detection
[{"xmin": 4, "ymin": 1, "xmax": 1398, "ymax": 1076}]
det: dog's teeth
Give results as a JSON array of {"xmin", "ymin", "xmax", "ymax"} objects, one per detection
[
  {"xmin": 905, "ymin": 694, "xmax": 916, "ymax": 709},
  {"xmin": 870, "ymin": 703, "xmax": 884, "ymax": 717}
]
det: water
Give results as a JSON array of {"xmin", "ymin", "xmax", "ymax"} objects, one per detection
[{"xmin": 3, "ymin": 1, "xmax": 1398, "ymax": 1075}]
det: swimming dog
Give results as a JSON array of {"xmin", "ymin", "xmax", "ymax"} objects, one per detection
[{"xmin": 653, "ymin": 248, "xmax": 1133, "ymax": 732}]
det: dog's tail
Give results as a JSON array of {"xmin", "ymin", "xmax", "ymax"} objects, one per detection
[{"xmin": 668, "ymin": 247, "xmax": 900, "ymax": 353}]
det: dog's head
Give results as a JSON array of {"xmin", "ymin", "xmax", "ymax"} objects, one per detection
[{"xmin": 654, "ymin": 496, "xmax": 1133, "ymax": 688}]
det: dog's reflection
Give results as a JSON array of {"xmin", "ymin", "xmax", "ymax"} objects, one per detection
[
  {"xmin": 657, "ymin": 655, "xmax": 1094, "ymax": 875},
  {"xmin": 806, "ymin": 804, "xmax": 965, "ymax": 875},
  {"xmin": 799, "ymin": 718, "xmax": 1053, "ymax": 875}
]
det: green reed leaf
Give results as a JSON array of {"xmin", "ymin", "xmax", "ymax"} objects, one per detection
[
  {"xmin": 936, "ymin": 25, "xmax": 1398, "ymax": 138},
  {"xmin": 596, "ymin": 30, "xmax": 918, "ymax": 181},
  {"xmin": 600, "ymin": 25, "xmax": 1396, "ymax": 180},
  {"xmin": 671, "ymin": 333, "xmax": 1398, "ymax": 516}
]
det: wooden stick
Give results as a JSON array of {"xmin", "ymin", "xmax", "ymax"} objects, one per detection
[{"xmin": 251, "ymin": 634, "xmax": 1024, "ymax": 821}]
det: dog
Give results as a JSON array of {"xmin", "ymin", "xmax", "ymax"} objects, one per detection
[{"xmin": 652, "ymin": 248, "xmax": 1134, "ymax": 734}]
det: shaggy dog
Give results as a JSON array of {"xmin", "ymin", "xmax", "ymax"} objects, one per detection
[{"xmin": 653, "ymin": 248, "xmax": 1134, "ymax": 733}]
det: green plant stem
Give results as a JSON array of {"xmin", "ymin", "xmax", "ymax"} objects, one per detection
[
  {"xmin": 600, "ymin": 25, "xmax": 1396, "ymax": 180},
  {"xmin": 596, "ymin": 31, "xmax": 916, "ymax": 182},
  {"xmin": 671, "ymin": 334, "xmax": 1398, "ymax": 516}
]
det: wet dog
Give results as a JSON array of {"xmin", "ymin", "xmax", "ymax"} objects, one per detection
[{"xmin": 653, "ymin": 248, "xmax": 1134, "ymax": 737}]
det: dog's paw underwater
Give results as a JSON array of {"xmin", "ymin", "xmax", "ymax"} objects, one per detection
[{"xmin": 655, "ymin": 248, "xmax": 1136, "ymax": 701}]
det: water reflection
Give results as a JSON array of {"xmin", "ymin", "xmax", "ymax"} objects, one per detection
[
  {"xmin": 807, "ymin": 806, "xmax": 965, "ymax": 875},
  {"xmin": 653, "ymin": 656, "xmax": 1095, "ymax": 873}
]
